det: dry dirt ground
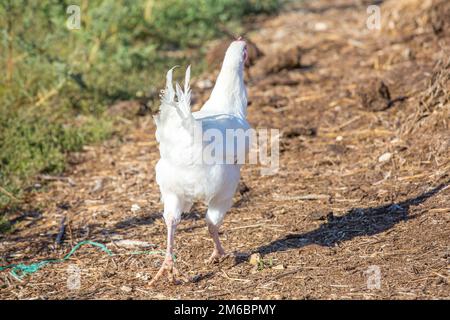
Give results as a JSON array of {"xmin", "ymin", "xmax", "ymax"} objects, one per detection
[{"xmin": 1, "ymin": 0, "xmax": 449, "ymax": 299}]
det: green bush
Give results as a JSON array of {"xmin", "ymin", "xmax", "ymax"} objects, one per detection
[{"xmin": 0, "ymin": 0, "xmax": 281, "ymax": 210}]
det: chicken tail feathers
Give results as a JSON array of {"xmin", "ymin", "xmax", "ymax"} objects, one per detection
[
  {"xmin": 154, "ymin": 66, "xmax": 198, "ymax": 164},
  {"xmin": 161, "ymin": 66, "xmax": 177, "ymax": 106},
  {"xmin": 154, "ymin": 65, "xmax": 194, "ymax": 129}
]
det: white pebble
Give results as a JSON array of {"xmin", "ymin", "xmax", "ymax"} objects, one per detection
[
  {"xmin": 314, "ymin": 22, "xmax": 328, "ymax": 31},
  {"xmin": 378, "ymin": 152, "xmax": 392, "ymax": 162},
  {"xmin": 120, "ymin": 285, "xmax": 132, "ymax": 293},
  {"xmin": 131, "ymin": 204, "xmax": 141, "ymax": 212}
]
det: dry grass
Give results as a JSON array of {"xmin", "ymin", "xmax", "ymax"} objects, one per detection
[{"xmin": 0, "ymin": 0, "xmax": 449, "ymax": 299}]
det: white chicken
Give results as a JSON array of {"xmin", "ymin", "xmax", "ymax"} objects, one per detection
[{"xmin": 150, "ymin": 39, "xmax": 250, "ymax": 285}]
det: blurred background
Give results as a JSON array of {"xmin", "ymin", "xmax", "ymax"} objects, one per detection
[
  {"xmin": 0, "ymin": 0, "xmax": 448, "ymax": 299},
  {"xmin": 0, "ymin": 0, "xmax": 281, "ymax": 213}
]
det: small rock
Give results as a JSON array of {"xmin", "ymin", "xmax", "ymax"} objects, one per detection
[
  {"xmin": 314, "ymin": 22, "xmax": 328, "ymax": 31},
  {"xmin": 378, "ymin": 152, "xmax": 392, "ymax": 162},
  {"xmin": 273, "ymin": 264, "xmax": 285, "ymax": 270},
  {"xmin": 336, "ymin": 135, "xmax": 343, "ymax": 142},
  {"xmin": 249, "ymin": 253, "xmax": 262, "ymax": 266},
  {"xmin": 120, "ymin": 285, "xmax": 133, "ymax": 293},
  {"xmin": 131, "ymin": 204, "xmax": 141, "ymax": 212}
]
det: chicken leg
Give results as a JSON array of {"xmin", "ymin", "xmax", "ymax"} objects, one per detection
[
  {"xmin": 206, "ymin": 224, "xmax": 226, "ymax": 264},
  {"xmin": 149, "ymin": 217, "xmax": 182, "ymax": 285}
]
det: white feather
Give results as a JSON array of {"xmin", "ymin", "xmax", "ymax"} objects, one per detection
[{"xmin": 154, "ymin": 41, "xmax": 250, "ymax": 228}]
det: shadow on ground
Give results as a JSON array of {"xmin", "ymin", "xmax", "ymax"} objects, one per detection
[
  {"xmin": 248, "ymin": 181, "xmax": 448, "ymax": 259},
  {"xmin": 2, "ymin": 181, "xmax": 446, "ymax": 266}
]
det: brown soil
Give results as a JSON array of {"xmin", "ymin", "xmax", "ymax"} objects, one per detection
[{"xmin": 1, "ymin": 0, "xmax": 449, "ymax": 299}]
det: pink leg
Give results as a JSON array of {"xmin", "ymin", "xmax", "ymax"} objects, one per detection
[
  {"xmin": 206, "ymin": 224, "xmax": 226, "ymax": 264},
  {"xmin": 149, "ymin": 217, "xmax": 183, "ymax": 285}
]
